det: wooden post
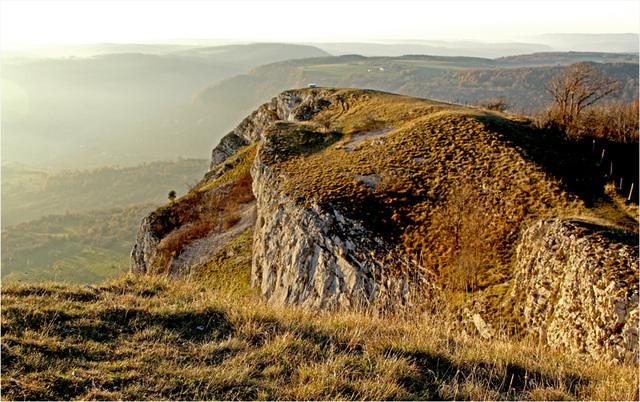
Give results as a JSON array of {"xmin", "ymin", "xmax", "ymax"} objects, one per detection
[
  {"xmin": 592, "ymin": 139, "xmax": 596, "ymax": 153},
  {"xmin": 600, "ymin": 149, "xmax": 606, "ymax": 164},
  {"xmin": 629, "ymin": 183, "xmax": 635, "ymax": 201},
  {"xmin": 610, "ymin": 162, "xmax": 613, "ymax": 177},
  {"xmin": 620, "ymin": 178, "xmax": 623, "ymax": 190}
]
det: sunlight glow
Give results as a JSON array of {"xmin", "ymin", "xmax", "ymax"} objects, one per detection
[{"xmin": 1, "ymin": 0, "xmax": 638, "ymax": 47}]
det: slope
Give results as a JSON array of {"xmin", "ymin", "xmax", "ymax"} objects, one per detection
[{"xmin": 2, "ymin": 275, "xmax": 637, "ymax": 400}]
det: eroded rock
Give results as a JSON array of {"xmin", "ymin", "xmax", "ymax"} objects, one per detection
[{"xmin": 511, "ymin": 219, "xmax": 639, "ymax": 364}]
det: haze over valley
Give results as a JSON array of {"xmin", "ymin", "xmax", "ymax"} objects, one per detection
[
  {"xmin": 1, "ymin": 1, "xmax": 639, "ymax": 399},
  {"xmin": 3, "ymin": 36, "xmax": 639, "ymax": 169}
]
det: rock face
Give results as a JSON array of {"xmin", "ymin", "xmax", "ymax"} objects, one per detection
[
  {"xmin": 133, "ymin": 89, "xmax": 339, "ymax": 275},
  {"xmin": 209, "ymin": 89, "xmax": 337, "ymax": 170},
  {"xmin": 511, "ymin": 219, "xmax": 639, "ymax": 364},
  {"xmin": 251, "ymin": 143, "xmax": 428, "ymax": 310},
  {"xmin": 130, "ymin": 215, "xmax": 161, "ymax": 274}
]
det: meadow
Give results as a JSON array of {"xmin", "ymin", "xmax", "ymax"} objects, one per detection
[{"xmin": 2, "ymin": 273, "xmax": 638, "ymax": 401}]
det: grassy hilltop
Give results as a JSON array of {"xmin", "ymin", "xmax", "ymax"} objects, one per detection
[{"xmin": 146, "ymin": 87, "xmax": 637, "ymax": 309}]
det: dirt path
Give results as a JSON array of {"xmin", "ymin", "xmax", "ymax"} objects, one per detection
[{"xmin": 343, "ymin": 127, "xmax": 396, "ymax": 152}]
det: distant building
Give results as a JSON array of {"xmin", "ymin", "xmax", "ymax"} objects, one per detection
[{"xmin": 308, "ymin": 84, "xmax": 317, "ymax": 88}]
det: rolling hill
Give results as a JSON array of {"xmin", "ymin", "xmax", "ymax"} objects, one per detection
[{"xmin": 1, "ymin": 43, "xmax": 330, "ymax": 169}]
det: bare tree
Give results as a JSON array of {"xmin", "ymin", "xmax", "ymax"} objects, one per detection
[
  {"xmin": 545, "ymin": 62, "xmax": 619, "ymax": 129},
  {"xmin": 476, "ymin": 95, "xmax": 510, "ymax": 112}
]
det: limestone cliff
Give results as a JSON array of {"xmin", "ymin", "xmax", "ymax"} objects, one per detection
[
  {"xmin": 251, "ymin": 143, "xmax": 430, "ymax": 310},
  {"xmin": 510, "ymin": 219, "xmax": 638, "ymax": 364},
  {"xmin": 208, "ymin": 88, "xmax": 338, "ymax": 170},
  {"xmin": 131, "ymin": 87, "xmax": 639, "ymax": 365},
  {"xmin": 132, "ymin": 88, "xmax": 338, "ymax": 275}
]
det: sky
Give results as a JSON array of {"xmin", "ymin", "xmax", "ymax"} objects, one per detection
[{"xmin": 1, "ymin": 0, "xmax": 639, "ymax": 47}]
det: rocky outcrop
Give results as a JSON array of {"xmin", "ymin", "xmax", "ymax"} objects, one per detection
[
  {"xmin": 209, "ymin": 89, "xmax": 337, "ymax": 170},
  {"xmin": 131, "ymin": 87, "xmax": 639, "ymax": 365},
  {"xmin": 130, "ymin": 215, "xmax": 161, "ymax": 274},
  {"xmin": 133, "ymin": 89, "xmax": 340, "ymax": 275},
  {"xmin": 201, "ymin": 88, "xmax": 432, "ymax": 310},
  {"xmin": 510, "ymin": 219, "xmax": 639, "ymax": 364},
  {"xmin": 250, "ymin": 143, "xmax": 430, "ymax": 310},
  {"xmin": 210, "ymin": 134, "xmax": 249, "ymax": 171}
]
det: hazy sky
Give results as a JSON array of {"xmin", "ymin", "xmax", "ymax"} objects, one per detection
[{"xmin": 1, "ymin": 0, "xmax": 639, "ymax": 47}]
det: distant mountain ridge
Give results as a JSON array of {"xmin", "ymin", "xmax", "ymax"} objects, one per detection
[
  {"xmin": 118, "ymin": 52, "xmax": 638, "ymax": 166},
  {"xmin": 3, "ymin": 42, "xmax": 636, "ymax": 169},
  {"xmin": 1, "ymin": 43, "xmax": 330, "ymax": 169}
]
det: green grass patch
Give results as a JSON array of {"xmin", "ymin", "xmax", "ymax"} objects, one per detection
[
  {"xmin": 1, "ymin": 204, "xmax": 154, "ymax": 284},
  {"xmin": 194, "ymin": 228, "xmax": 255, "ymax": 295}
]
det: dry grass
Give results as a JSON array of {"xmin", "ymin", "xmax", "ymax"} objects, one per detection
[
  {"xmin": 149, "ymin": 170, "xmax": 255, "ymax": 275},
  {"xmin": 257, "ymin": 89, "xmax": 596, "ymax": 320},
  {"xmin": 2, "ymin": 274, "xmax": 637, "ymax": 401},
  {"xmin": 37, "ymin": 88, "xmax": 632, "ymax": 401}
]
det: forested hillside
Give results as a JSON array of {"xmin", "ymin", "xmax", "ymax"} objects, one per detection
[
  {"xmin": 127, "ymin": 53, "xmax": 638, "ymax": 161},
  {"xmin": 1, "ymin": 204, "xmax": 153, "ymax": 284},
  {"xmin": 1, "ymin": 159, "xmax": 209, "ymax": 283},
  {"xmin": 2, "ymin": 159, "xmax": 208, "ymax": 227}
]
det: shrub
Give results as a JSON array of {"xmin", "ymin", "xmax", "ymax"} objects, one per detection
[
  {"xmin": 222, "ymin": 214, "xmax": 242, "ymax": 230},
  {"xmin": 168, "ymin": 190, "xmax": 177, "ymax": 202},
  {"xmin": 153, "ymin": 171, "xmax": 256, "ymax": 274},
  {"xmin": 476, "ymin": 95, "xmax": 510, "ymax": 112},
  {"xmin": 577, "ymin": 101, "xmax": 639, "ymax": 143},
  {"xmin": 350, "ymin": 113, "xmax": 379, "ymax": 133}
]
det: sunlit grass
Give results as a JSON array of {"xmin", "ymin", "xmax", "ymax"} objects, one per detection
[{"xmin": 2, "ymin": 274, "xmax": 637, "ymax": 401}]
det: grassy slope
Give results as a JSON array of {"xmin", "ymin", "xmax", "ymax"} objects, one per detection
[
  {"xmin": 1, "ymin": 274, "xmax": 637, "ymax": 401},
  {"xmin": 140, "ymin": 143, "xmax": 258, "ymax": 276},
  {"xmin": 132, "ymin": 88, "xmax": 636, "ymax": 326}
]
